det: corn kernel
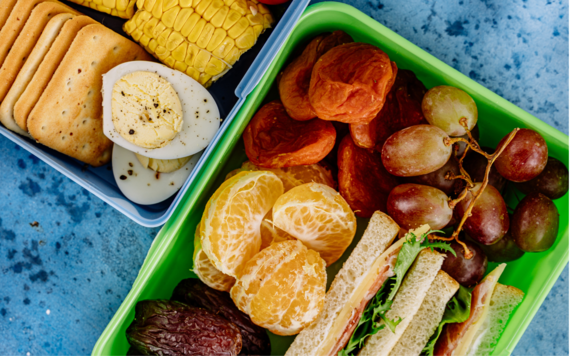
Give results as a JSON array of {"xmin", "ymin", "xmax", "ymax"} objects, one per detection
[
  {"xmin": 179, "ymin": 0, "xmax": 192, "ymax": 6},
  {"xmin": 181, "ymin": 12, "xmax": 200, "ymax": 37},
  {"xmin": 163, "ymin": 0, "xmax": 178, "ymax": 11},
  {"xmin": 235, "ymin": 25, "xmax": 253, "ymax": 49},
  {"xmin": 123, "ymin": 19, "xmax": 137, "ymax": 34},
  {"xmin": 138, "ymin": 10, "xmax": 153, "ymax": 24},
  {"xmin": 162, "ymin": 6, "xmax": 180, "ymax": 27},
  {"xmin": 246, "ymin": 13, "xmax": 263, "ymax": 26},
  {"xmin": 152, "ymin": 0, "xmax": 163, "ymax": 18},
  {"xmin": 186, "ymin": 67, "xmax": 200, "ymax": 81},
  {"xmin": 203, "ymin": 0, "xmax": 223, "ymax": 20},
  {"xmin": 174, "ymin": 60, "xmax": 188, "ymax": 72},
  {"xmin": 173, "ymin": 8, "xmax": 193, "ymax": 31},
  {"xmin": 198, "ymin": 73, "xmax": 212, "ymax": 85},
  {"xmin": 195, "ymin": 0, "xmax": 212, "ymax": 16},
  {"xmin": 148, "ymin": 39, "xmax": 159, "ymax": 52},
  {"xmin": 206, "ymin": 27, "xmax": 225, "ymax": 52},
  {"xmin": 205, "ymin": 57, "xmax": 226, "ymax": 75},
  {"xmin": 167, "ymin": 31, "xmax": 185, "ymax": 51},
  {"xmin": 230, "ymin": 0, "xmax": 247, "ymax": 16},
  {"xmin": 155, "ymin": 46, "xmax": 170, "ymax": 60},
  {"xmin": 223, "ymin": 46, "xmax": 240, "ymax": 64},
  {"xmin": 157, "ymin": 28, "xmax": 172, "ymax": 46},
  {"xmin": 143, "ymin": 17, "xmax": 159, "ymax": 37},
  {"xmin": 116, "ymin": 0, "xmax": 128, "ymax": 11},
  {"xmin": 144, "ymin": 0, "xmax": 156, "ymax": 12},
  {"xmin": 172, "ymin": 42, "xmax": 188, "ymax": 61},
  {"xmin": 194, "ymin": 49, "xmax": 211, "ymax": 71},
  {"xmin": 227, "ymin": 16, "xmax": 248, "ymax": 39},
  {"xmin": 139, "ymin": 34, "xmax": 151, "ymax": 46},
  {"xmin": 252, "ymin": 23, "xmax": 262, "ymax": 38},
  {"xmin": 136, "ymin": 0, "xmax": 145, "ymax": 9},
  {"xmin": 131, "ymin": 28, "xmax": 144, "ymax": 41},
  {"xmin": 153, "ymin": 21, "xmax": 167, "ymax": 37},
  {"xmin": 222, "ymin": 9, "xmax": 240, "ymax": 30},
  {"xmin": 98, "ymin": 4, "xmax": 112, "ymax": 13},
  {"xmin": 210, "ymin": 6, "xmax": 228, "ymax": 27},
  {"xmin": 211, "ymin": 36, "xmax": 234, "ymax": 58},
  {"xmin": 185, "ymin": 43, "xmax": 199, "ymax": 65},
  {"xmin": 164, "ymin": 56, "xmax": 176, "ymax": 67},
  {"xmin": 188, "ymin": 18, "xmax": 206, "ymax": 43},
  {"xmin": 196, "ymin": 22, "xmax": 214, "ymax": 48},
  {"xmin": 103, "ymin": 0, "xmax": 115, "ymax": 7}
]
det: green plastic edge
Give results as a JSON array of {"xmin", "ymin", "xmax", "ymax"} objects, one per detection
[{"xmin": 92, "ymin": 2, "xmax": 569, "ymax": 355}]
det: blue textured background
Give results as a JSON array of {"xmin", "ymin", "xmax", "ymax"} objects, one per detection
[{"xmin": 0, "ymin": 0, "xmax": 568, "ymax": 355}]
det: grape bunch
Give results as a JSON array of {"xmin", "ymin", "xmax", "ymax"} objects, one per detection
[{"xmin": 375, "ymin": 85, "xmax": 566, "ymax": 287}]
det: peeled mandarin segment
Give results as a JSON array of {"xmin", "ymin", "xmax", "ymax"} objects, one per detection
[
  {"xmin": 230, "ymin": 240, "xmax": 326, "ymax": 336},
  {"xmin": 260, "ymin": 219, "xmax": 295, "ymax": 249},
  {"xmin": 193, "ymin": 226, "xmax": 236, "ymax": 291},
  {"xmin": 123, "ymin": 0, "xmax": 273, "ymax": 87},
  {"xmin": 201, "ymin": 171, "xmax": 284, "ymax": 278},
  {"xmin": 231, "ymin": 160, "xmax": 336, "ymax": 192},
  {"xmin": 273, "ymin": 183, "xmax": 357, "ymax": 266}
]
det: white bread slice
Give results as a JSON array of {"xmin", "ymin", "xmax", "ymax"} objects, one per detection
[
  {"xmin": 389, "ymin": 270, "xmax": 459, "ymax": 356},
  {"xmin": 465, "ymin": 283, "xmax": 524, "ymax": 356},
  {"xmin": 0, "ymin": 13, "xmax": 74, "ymax": 136},
  {"xmin": 359, "ymin": 249, "xmax": 445, "ymax": 356},
  {"xmin": 285, "ymin": 211, "xmax": 400, "ymax": 356}
]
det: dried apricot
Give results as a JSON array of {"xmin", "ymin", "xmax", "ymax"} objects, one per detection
[
  {"xmin": 272, "ymin": 182, "xmax": 356, "ymax": 266},
  {"xmin": 279, "ymin": 31, "xmax": 353, "ymax": 121},
  {"xmin": 230, "ymin": 240, "xmax": 326, "ymax": 336},
  {"xmin": 350, "ymin": 69, "xmax": 428, "ymax": 150},
  {"xmin": 309, "ymin": 43, "xmax": 397, "ymax": 124},
  {"xmin": 337, "ymin": 134, "xmax": 400, "ymax": 218},
  {"xmin": 200, "ymin": 171, "xmax": 284, "ymax": 278},
  {"xmin": 243, "ymin": 101, "xmax": 336, "ymax": 168}
]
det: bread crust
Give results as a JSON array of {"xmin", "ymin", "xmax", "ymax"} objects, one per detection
[{"xmin": 28, "ymin": 23, "xmax": 153, "ymax": 166}]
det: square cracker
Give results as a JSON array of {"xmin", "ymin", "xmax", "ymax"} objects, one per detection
[
  {"xmin": 28, "ymin": 23, "xmax": 153, "ymax": 167},
  {"xmin": 0, "ymin": 1, "xmax": 79, "ymax": 102},
  {"xmin": 14, "ymin": 15, "xmax": 98, "ymax": 131},
  {"xmin": 0, "ymin": 12, "xmax": 74, "ymax": 136},
  {"xmin": 0, "ymin": 0, "xmax": 59, "ymax": 67}
]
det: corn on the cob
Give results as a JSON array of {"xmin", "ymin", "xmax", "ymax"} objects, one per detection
[
  {"xmin": 68, "ymin": 0, "xmax": 137, "ymax": 19},
  {"xmin": 123, "ymin": 0, "xmax": 273, "ymax": 87}
]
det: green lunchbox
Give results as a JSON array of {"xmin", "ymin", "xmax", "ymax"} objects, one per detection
[{"xmin": 93, "ymin": 2, "xmax": 569, "ymax": 355}]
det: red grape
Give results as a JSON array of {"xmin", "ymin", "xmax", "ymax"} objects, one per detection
[
  {"xmin": 495, "ymin": 128, "xmax": 548, "ymax": 182},
  {"xmin": 422, "ymin": 86, "xmax": 478, "ymax": 136},
  {"xmin": 515, "ymin": 157, "xmax": 569, "ymax": 200},
  {"xmin": 387, "ymin": 183, "xmax": 453, "ymax": 230},
  {"xmin": 403, "ymin": 156, "xmax": 460, "ymax": 196},
  {"xmin": 455, "ymin": 183, "xmax": 509, "ymax": 245},
  {"xmin": 477, "ymin": 224, "xmax": 524, "ymax": 262},
  {"xmin": 381, "ymin": 125, "xmax": 452, "ymax": 177},
  {"xmin": 511, "ymin": 193, "xmax": 559, "ymax": 252},
  {"xmin": 440, "ymin": 239, "xmax": 487, "ymax": 287},
  {"xmin": 462, "ymin": 147, "xmax": 507, "ymax": 192}
]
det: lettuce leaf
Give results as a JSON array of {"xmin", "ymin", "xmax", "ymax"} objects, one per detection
[
  {"xmin": 421, "ymin": 285, "xmax": 472, "ymax": 356},
  {"xmin": 338, "ymin": 231, "xmax": 454, "ymax": 356}
]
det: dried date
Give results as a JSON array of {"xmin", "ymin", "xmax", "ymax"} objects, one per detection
[
  {"xmin": 126, "ymin": 300, "xmax": 242, "ymax": 356},
  {"xmin": 171, "ymin": 278, "xmax": 271, "ymax": 356}
]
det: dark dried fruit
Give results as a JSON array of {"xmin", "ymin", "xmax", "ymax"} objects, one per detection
[
  {"xmin": 337, "ymin": 134, "xmax": 399, "ymax": 217},
  {"xmin": 279, "ymin": 31, "xmax": 353, "ymax": 121},
  {"xmin": 309, "ymin": 43, "xmax": 397, "ymax": 124},
  {"xmin": 126, "ymin": 300, "xmax": 242, "ymax": 356},
  {"xmin": 171, "ymin": 278, "xmax": 271, "ymax": 355},
  {"xmin": 350, "ymin": 69, "xmax": 428, "ymax": 150},
  {"xmin": 243, "ymin": 101, "xmax": 336, "ymax": 168}
]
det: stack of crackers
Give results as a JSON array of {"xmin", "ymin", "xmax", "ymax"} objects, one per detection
[{"xmin": 0, "ymin": 0, "xmax": 152, "ymax": 166}]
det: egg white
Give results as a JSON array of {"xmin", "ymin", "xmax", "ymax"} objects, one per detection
[
  {"xmin": 112, "ymin": 143, "xmax": 201, "ymax": 205},
  {"xmin": 102, "ymin": 61, "xmax": 220, "ymax": 159}
]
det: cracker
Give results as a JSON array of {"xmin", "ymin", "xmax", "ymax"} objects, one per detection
[
  {"xmin": 0, "ymin": 13, "xmax": 74, "ymax": 135},
  {"xmin": 0, "ymin": 1, "xmax": 79, "ymax": 102},
  {"xmin": 0, "ymin": 0, "xmax": 61, "ymax": 67},
  {"xmin": 28, "ymin": 24, "xmax": 153, "ymax": 167},
  {"xmin": 14, "ymin": 15, "xmax": 97, "ymax": 131},
  {"xmin": 0, "ymin": 0, "xmax": 19, "ymax": 32}
]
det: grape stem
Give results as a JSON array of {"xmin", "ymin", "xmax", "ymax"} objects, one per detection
[{"xmin": 435, "ymin": 118, "xmax": 520, "ymax": 259}]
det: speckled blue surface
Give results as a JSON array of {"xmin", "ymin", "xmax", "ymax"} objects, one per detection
[{"xmin": 0, "ymin": 0, "xmax": 567, "ymax": 355}]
